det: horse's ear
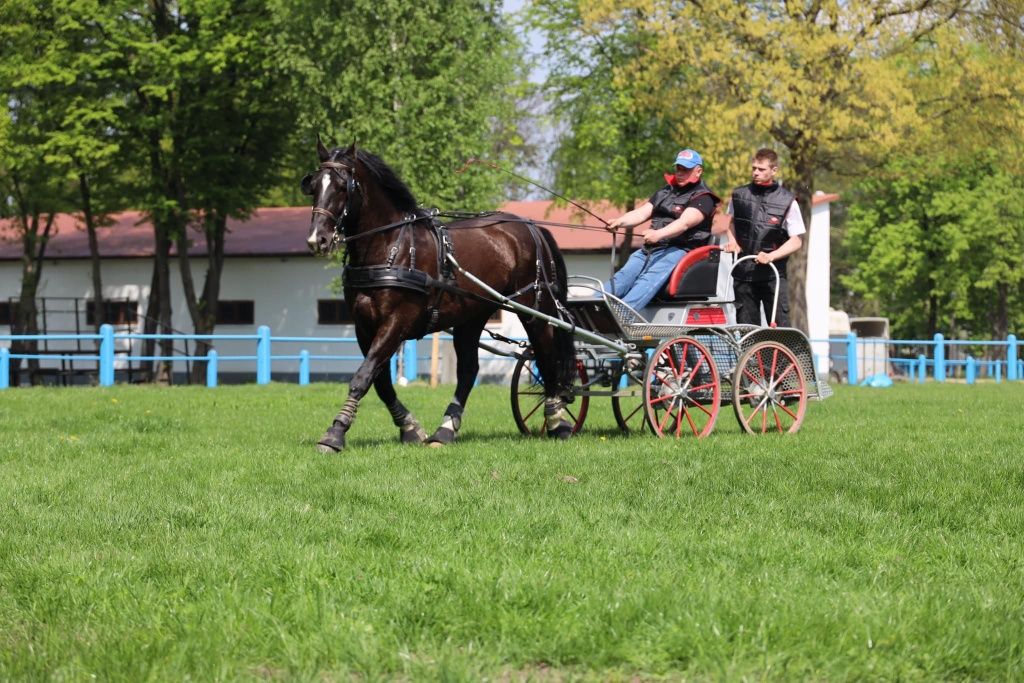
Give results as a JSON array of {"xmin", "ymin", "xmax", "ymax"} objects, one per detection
[
  {"xmin": 316, "ymin": 134, "xmax": 330, "ymax": 163},
  {"xmin": 345, "ymin": 141, "xmax": 357, "ymax": 159}
]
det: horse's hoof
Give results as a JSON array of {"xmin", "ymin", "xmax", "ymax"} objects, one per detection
[
  {"xmin": 400, "ymin": 424, "xmax": 428, "ymax": 445},
  {"xmin": 546, "ymin": 420, "xmax": 573, "ymax": 440},
  {"xmin": 317, "ymin": 425, "xmax": 346, "ymax": 453},
  {"xmin": 427, "ymin": 427, "xmax": 457, "ymax": 446}
]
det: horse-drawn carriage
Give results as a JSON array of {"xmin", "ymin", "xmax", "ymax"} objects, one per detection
[
  {"xmin": 508, "ymin": 246, "xmax": 833, "ymax": 438},
  {"xmin": 303, "ymin": 141, "xmax": 831, "ymax": 452}
]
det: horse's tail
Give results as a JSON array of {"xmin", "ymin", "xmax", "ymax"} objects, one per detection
[{"xmin": 537, "ymin": 225, "xmax": 577, "ymax": 395}]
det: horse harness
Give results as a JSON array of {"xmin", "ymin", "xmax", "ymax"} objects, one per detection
[{"xmin": 339, "ymin": 207, "xmax": 565, "ymax": 334}]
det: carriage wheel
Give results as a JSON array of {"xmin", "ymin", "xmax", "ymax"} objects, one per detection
[
  {"xmin": 611, "ymin": 364, "xmax": 648, "ymax": 433},
  {"xmin": 643, "ymin": 337, "xmax": 720, "ymax": 438},
  {"xmin": 510, "ymin": 356, "xmax": 589, "ymax": 436},
  {"xmin": 732, "ymin": 341, "xmax": 807, "ymax": 435}
]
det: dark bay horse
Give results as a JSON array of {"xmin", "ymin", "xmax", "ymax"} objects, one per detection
[{"xmin": 304, "ymin": 140, "xmax": 576, "ymax": 452}]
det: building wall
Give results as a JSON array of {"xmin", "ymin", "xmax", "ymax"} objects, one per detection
[{"xmin": 1, "ymin": 252, "xmax": 614, "ymax": 381}]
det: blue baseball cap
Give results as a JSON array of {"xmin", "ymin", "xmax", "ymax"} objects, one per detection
[{"xmin": 674, "ymin": 149, "xmax": 703, "ymax": 168}]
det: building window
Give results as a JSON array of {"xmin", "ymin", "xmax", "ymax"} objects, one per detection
[
  {"xmin": 0, "ymin": 301, "xmax": 14, "ymax": 326},
  {"xmin": 86, "ymin": 300, "xmax": 139, "ymax": 326},
  {"xmin": 216, "ymin": 300, "xmax": 255, "ymax": 326},
  {"xmin": 317, "ymin": 299, "xmax": 353, "ymax": 325}
]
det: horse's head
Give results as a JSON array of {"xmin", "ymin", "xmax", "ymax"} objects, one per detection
[{"xmin": 303, "ymin": 138, "xmax": 362, "ymax": 255}]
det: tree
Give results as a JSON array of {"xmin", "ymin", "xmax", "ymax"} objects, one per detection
[
  {"xmin": 274, "ymin": 0, "xmax": 529, "ymax": 211},
  {"xmin": 41, "ymin": 0, "xmax": 139, "ymax": 331},
  {"xmin": 842, "ymin": 152, "xmax": 1024, "ymax": 341},
  {"xmin": 121, "ymin": 0, "xmax": 297, "ymax": 383},
  {"xmin": 0, "ymin": 0, "xmax": 79, "ymax": 384},
  {"xmin": 528, "ymin": 0, "xmax": 675, "ymax": 269},
  {"xmin": 575, "ymin": 0, "xmax": 975, "ymax": 332}
]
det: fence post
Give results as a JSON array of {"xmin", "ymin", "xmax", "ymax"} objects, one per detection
[
  {"xmin": 965, "ymin": 356, "xmax": 975, "ymax": 385},
  {"xmin": 933, "ymin": 333, "xmax": 945, "ymax": 382},
  {"xmin": 0, "ymin": 347, "xmax": 9, "ymax": 389},
  {"xmin": 994, "ymin": 360, "xmax": 1001, "ymax": 384},
  {"xmin": 299, "ymin": 350, "xmax": 310, "ymax": 386},
  {"xmin": 256, "ymin": 325, "xmax": 271, "ymax": 385},
  {"xmin": 390, "ymin": 353, "xmax": 398, "ymax": 383},
  {"xmin": 916, "ymin": 354, "xmax": 926, "ymax": 383},
  {"xmin": 99, "ymin": 323, "xmax": 115, "ymax": 387},
  {"xmin": 846, "ymin": 332, "xmax": 858, "ymax": 385},
  {"xmin": 206, "ymin": 349, "xmax": 218, "ymax": 388},
  {"xmin": 403, "ymin": 340, "xmax": 417, "ymax": 383},
  {"xmin": 1008, "ymin": 334, "xmax": 1018, "ymax": 381}
]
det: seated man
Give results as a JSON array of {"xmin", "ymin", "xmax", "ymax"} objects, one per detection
[{"xmin": 604, "ymin": 148, "xmax": 720, "ymax": 312}]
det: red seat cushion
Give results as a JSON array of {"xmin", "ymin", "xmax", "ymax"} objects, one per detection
[{"xmin": 667, "ymin": 245, "xmax": 721, "ymax": 297}]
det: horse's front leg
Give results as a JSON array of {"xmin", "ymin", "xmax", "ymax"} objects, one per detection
[
  {"xmin": 427, "ymin": 324, "xmax": 483, "ymax": 446},
  {"xmin": 317, "ymin": 325, "xmax": 406, "ymax": 453},
  {"xmin": 374, "ymin": 371, "xmax": 428, "ymax": 444},
  {"xmin": 352, "ymin": 324, "xmax": 429, "ymax": 445}
]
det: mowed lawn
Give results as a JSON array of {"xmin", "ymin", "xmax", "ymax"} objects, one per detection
[{"xmin": 1, "ymin": 381, "xmax": 1023, "ymax": 681}]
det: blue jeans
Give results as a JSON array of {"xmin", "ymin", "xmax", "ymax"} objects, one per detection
[{"xmin": 603, "ymin": 246, "xmax": 687, "ymax": 311}]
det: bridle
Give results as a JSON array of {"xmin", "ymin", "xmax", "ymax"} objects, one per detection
[{"xmin": 307, "ymin": 160, "xmax": 362, "ymax": 242}]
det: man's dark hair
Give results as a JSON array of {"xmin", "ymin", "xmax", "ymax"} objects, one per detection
[{"xmin": 753, "ymin": 148, "xmax": 779, "ymax": 166}]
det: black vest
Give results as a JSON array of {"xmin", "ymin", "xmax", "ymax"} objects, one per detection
[
  {"xmin": 650, "ymin": 180, "xmax": 720, "ymax": 250},
  {"xmin": 730, "ymin": 182, "xmax": 796, "ymax": 281}
]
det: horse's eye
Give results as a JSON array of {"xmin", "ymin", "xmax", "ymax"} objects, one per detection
[{"xmin": 300, "ymin": 173, "xmax": 315, "ymax": 196}]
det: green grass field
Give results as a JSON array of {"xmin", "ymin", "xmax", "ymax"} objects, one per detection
[{"xmin": 2, "ymin": 382, "xmax": 1023, "ymax": 681}]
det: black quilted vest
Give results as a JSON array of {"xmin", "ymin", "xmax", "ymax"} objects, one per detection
[
  {"xmin": 649, "ymin": 180, "xmax": 720, "ymax": 249},
  {"xmin": 730, "ymin": 182, "xmax": 796, "ymax": 281}
]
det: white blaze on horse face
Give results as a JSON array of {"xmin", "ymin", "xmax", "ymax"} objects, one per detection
[{"xmin": 307, "ymin": 172, "xmax": 334, "ymax": 249}]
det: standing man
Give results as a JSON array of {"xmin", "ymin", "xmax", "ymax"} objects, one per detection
[
  {"xmin": 604, "ymin": 148, "xmax": 720, "ymax": 313},
  {"xmin": 723, "ymin": 148, "xmax": 805, "ymax": 327}
]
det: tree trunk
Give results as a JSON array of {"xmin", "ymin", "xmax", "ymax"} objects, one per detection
[
  {"xmin": 153, "ymin": 223, "xmax": 174, "ymax": 384},
  {"xmin": 141, "ymin": 262, "xmax": 160, "ymax": 382},
  {"xmin": 787, "ymin": 157, "xmax": 815, "ymax": 334},
  {"xmin": 79, "ymin": 172, "xmax": 105, "ymax": 331},
  {"xmin": 183, "ymin": 213, "xmax": 226, "ymax": 385},
  {"xmin": 12, "ymin": 213, "xmax": 54, "ymax": 386}
]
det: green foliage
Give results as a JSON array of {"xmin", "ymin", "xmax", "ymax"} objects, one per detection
[
  {"xmin": 1, "ymin": 383, "xmax": 1024, "ymax": 679},
  {"xmin": 842, "ymin": 152, "xmax": 1024, "ymax": 339},
  {"xmin": 273, "ymin": 0, "xmax": 528, "ymax": 210},
  {"xmin": 528, "ymin": 1, "xmax": 673, "ymax": 209}
]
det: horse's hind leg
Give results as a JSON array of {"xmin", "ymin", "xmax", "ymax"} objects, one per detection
[
  {"xmin": 318, "ymin": 322, "xmax": 408, "ymax": 453},
  {"xmin": 521, "ymin": 316, "xmax": 574, "ymax": 439},
  {"xmin": 427, "ymin": 322, "xmax": 485, "ymax": 446}
]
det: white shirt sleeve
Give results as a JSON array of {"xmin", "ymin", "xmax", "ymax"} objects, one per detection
[{"xmin": 784, "ymin": 199, "xmax": 806, "ymax": 237}]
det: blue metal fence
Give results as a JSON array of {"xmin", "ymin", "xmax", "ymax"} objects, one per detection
[
  {"xmin": 1, "ymin": 326, "xmax": 1021, "ymax": 389},
  {"xmin": 813, "ymin": 332, "xmax": 1020, "ymax": 386}
]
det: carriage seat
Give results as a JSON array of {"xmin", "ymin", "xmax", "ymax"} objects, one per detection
[{"xmin": 655, "ymin": 244, "xmax": 722, "ymax": 301}]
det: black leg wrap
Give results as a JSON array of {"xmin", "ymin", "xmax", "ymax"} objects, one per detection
[
  {"xmin": 317, "ymin": 421, "xmax": 347, "ymax": 453},
  {"xmin": 427, "ymin": 402, "xmax": 463, "ymax": 446}
]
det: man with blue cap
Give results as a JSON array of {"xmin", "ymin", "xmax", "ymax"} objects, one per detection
[{"xmin": 603, "ymin": 148, "xmax": 720, "ymax": 314}]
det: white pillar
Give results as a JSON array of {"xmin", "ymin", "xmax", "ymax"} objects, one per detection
[{"xmin": 806, "ymin": 194, "xmax": 832, "ymax": 376}]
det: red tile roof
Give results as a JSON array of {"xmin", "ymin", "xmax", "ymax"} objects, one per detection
[{"xmin": 0, "ymin": 195, "xmax": 836, "ymax": 261}]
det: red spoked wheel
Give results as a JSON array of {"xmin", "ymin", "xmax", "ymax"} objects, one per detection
[
  {"xmin": 732, "ymin": 341, "xmax": 807, "ymax": 435},
  {"xmin": 511, "ymin": 355, "xmax": 589, "ymax": 436},
  {"xmin": 642, "ymin": 337, "xmax": 720, "ymax": 438}
]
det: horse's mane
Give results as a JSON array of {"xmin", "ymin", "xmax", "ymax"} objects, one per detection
[{"xmin": 332, "ymin": 148, "xmax": 418, "ymax": 213}]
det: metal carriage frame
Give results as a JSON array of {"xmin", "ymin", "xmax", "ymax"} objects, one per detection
[{"xmin": 452, "ymin": 248, "xmax": 833, "ymax": 439}]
